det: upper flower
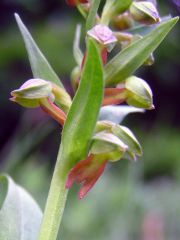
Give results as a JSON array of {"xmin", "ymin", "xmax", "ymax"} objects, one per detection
[{"xmin": 87, "ymin": 24, "xmax": 117, "ymax": 51}]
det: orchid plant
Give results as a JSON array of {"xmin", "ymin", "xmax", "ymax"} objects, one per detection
[{"xmin": 0, "ymin": 1, "xmax": 178, "ymax": 240}]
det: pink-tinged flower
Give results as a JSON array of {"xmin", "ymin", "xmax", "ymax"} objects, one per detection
[
  {"xmin": 87, "ymin": 24, "xmax": 117, "ymax": 50},
  {"xmin": 10, "ymin": 78, "xmax": 67, "ymax": 126},
  {"xmin": 66, "ymin": 0, "xmax": 88, "ymax": 7},
  {"xmin": 65, "ymin": 154, "xmax": 107, "ymax": 199}
]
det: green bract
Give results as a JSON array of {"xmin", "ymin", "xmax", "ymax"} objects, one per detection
[
  {"xmin": 59, "ymin": 38, "xmax": 104, "ymax": 170},
  {"xmin": 104, "ymin": 17, "xmax": 178, "ymax": 86}
]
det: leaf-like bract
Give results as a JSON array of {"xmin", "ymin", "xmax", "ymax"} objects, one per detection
[{"xmin": 105, "ymin": 17, "xmax": 178, "ymax": 86}]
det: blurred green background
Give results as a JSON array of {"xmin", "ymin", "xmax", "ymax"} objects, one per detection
[{"xmin": 0, "ymin": 0, "xmax": 180, "ymax": 239}]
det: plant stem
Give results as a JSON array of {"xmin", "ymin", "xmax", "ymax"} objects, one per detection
[{"xmin": 38, "ymin": 147, "xmax": 69, "ymax": 240}]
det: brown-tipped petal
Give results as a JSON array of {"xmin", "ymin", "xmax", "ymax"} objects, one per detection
[
  {"xmin": 65, "ymin": 155, "xmax": 93, "ymax": 189},
  {"xmin": 78, "ymin": 160, "xmax": 107, "ymax": 199},
  {"xmin": 65, "ymin": 154, "xmax": 107, "ymax": 199}
]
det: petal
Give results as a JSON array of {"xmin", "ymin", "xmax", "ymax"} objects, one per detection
[
  {"xmin": 78, "ymin": 160, "xmax": 107, "ymax": 199},
  {"xmin": 65, "ymin": 155, "xmax": 93, "ymax": 188}
]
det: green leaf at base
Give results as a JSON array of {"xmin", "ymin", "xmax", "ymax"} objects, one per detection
[{"xmin": 0, "ymin": 174, "xmax": 42, "ymax": 240}]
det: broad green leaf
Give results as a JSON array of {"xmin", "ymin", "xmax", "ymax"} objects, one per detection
[
  {"xmin": 86, "ymin": 0, "xmax": 101, "ymax": 30},
  {"xmin": 15, "ymin": 13, "xmax": 63, "ymax": 88},
  {"xmin": 105, "ymin": 17, "xmax": 178, "ymax": 86},
  {"xmin": 61, "ymin": 38, "xmax": 103, "ymax": 169},
  {"xmin": 0, "ymin": 174, "xmax": 42, "ymax": 240},
  {"xmin": 99, "ymin": 105, "xmax": 144, "ymax": 124}
]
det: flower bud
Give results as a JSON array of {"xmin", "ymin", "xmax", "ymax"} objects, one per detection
[
  {"xmin": 11, "ymin": 78, "xmax": 71, "ymax": 113},
  {"xmin": 10, "ymin": 78, "xmax": 69, "ymax": 125},
  {"xmin": 87, "ymin": 24, "xmax": 117, "ymax": 52},
  {"xmin": 95, "ymin": 121, "xmax": 142, "ymax": 161},
  {"xmin": 112, "ymin": 12, "xmax": 134, "ymax": 30},
  {"xmin": 10, "ymin": 78, "xmax": 53, "ymax": 108},
  {"xmin": 125, "ymin": 76, "xmax": 154, "ymax": 109},
  {"xmin": 130, "ymin": 1, "xmax": 160, "ymax": 25}
]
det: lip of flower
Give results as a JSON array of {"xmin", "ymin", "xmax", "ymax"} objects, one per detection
[
  {"xmin": 66, "ymin": 0, "xmax": 88, "ymax": 7},
  {"xmin": 65, "ymin": 154, "xmax": 107, "ymax": 199}
]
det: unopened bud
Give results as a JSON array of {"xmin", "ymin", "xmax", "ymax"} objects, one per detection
[
  {"xmin": 130, "ymin": 1, "xmax": 160, "ymax": 25},
  {"xmin": 10, "ymin": 78, "xmax": 68, "ymax": 125},
  {"xmin": 125, "ymin": 76, "xmax": 154, "ymax": 109},
  {"xmin": 10, "ymin": 78, "xmax": 53, "ymax": 108},
  {"xmin": 11, "ymin": 78, "xmax": 71, "ymax": 113}
]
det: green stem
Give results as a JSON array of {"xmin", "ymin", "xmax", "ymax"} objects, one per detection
[{"xmin": 38, "ymin": 147, "xmax": 69, "ymax": 240}]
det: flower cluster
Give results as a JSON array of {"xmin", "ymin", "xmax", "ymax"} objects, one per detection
[{"xmin": 11, "ymin": 0, "xmax": 161, "ymax": 199}]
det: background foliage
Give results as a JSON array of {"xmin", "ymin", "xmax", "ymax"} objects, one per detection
[{"xmin": 0, "ymin": 0, "xmax": 180, "ymax": 239}]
